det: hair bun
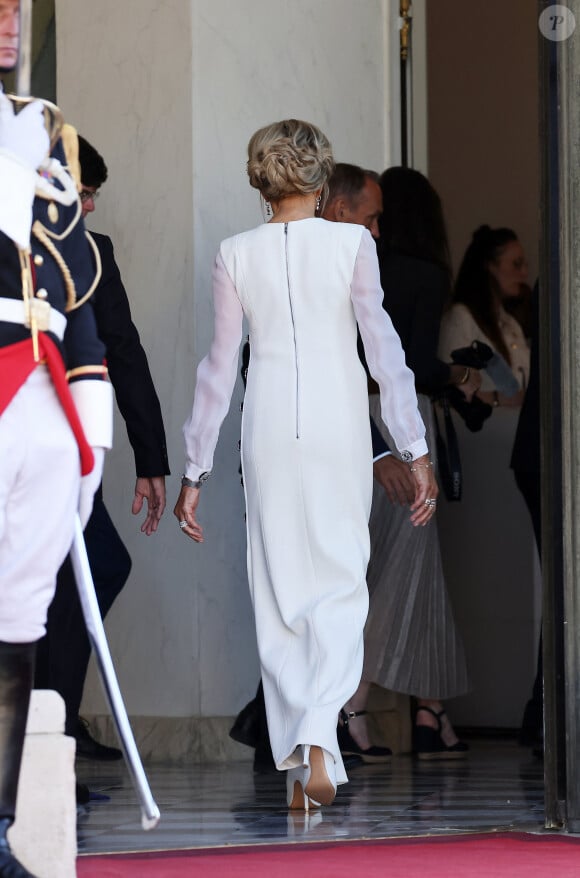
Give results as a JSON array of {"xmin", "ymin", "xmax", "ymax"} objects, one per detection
[{"xmin": 247, "ymin": 119, "xmax": 334, "ymax": 202}]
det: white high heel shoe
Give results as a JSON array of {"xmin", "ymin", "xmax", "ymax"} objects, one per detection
[
  {"xmin": 303, "ymin": 745, "xmax": 336, "ymax": 806},
  {"xmin": 286, "ymin": 765, "xmax": 322, "ymax": 811},
  {"xmin": 286, "ymin": 766, "xmax": 308, "ymax": 811}
]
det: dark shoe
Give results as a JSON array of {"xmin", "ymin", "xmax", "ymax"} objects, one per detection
[
  {"xmin": 0, "ymin": 821, "xmax": 39, "ymax": 878},
  {"xmin": 337, "ymin": 710, "xmax": 392, "ymax": 764},
  {"xmin": 230, "ymin": 697, "xmax": 261, "ymax": 747},
  {"xmin": 519, "ymin": 697, "xmax": 543, "ymax": 747},
  {"xmin": 75, "ymin": 717, "xmax": 122, "ymax": 761},
  {"xmin": 76, "ymin": 782, "xmax": 90, "ymax": 805},
  {"xmin": 253, "ymin": 740, "xmax": 276, "ymax": 774},
  {"xmin": 413, "ymin": 706, "xmax": 468, "ymax": 760}
]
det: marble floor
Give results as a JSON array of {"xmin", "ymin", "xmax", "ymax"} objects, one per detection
[{"xmin": 76, "ymin": 738, "xmax": 548, "ymax": 855}]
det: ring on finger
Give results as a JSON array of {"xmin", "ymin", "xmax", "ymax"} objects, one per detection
[
  {"xmin": 424, "ymin": 498, "xmax": 437, "ymax": 508},
  {"xmin": 179, "ymin": 520, "xmax": 188, "ymax": 530}
]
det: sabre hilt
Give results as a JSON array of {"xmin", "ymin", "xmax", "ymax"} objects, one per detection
[
  {"xmin": 7, "ymin": 0, "xmax": 64, "ymax": 151},
  {"xmin": 5, "ymin": 95, "xmax": 64, "ymax": 152}
]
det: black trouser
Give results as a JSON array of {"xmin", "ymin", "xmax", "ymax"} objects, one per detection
[
  {"xmin": 514, "ymin": 468, "xmax": 543, "ymax": 737},
  {"xmin": 0, "ymin": 642, "xmax": 35, "ymax": 824},
  {"xmin": 35, "ymin": 490, "xmax": 131, "ymax": 736}
]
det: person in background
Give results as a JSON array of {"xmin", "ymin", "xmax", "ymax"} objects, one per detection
[
  {"xmin": 437, "ymin": 225, "xmax": 532, "ymax": 734},
  {"xmin": 35, "ymin": 136, "xmax": 170, "ymax": 762},
  {"xmin": 327, "ymin": 165, "xmax": 473, "ymax": 760},
  {"xmin": 323, "ymin": 164, "xmax": 417, "ymax": 509}
]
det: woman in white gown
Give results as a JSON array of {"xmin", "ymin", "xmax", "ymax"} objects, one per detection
[{"xmin": 174, "ymin": 119, "xmax": 436, "ymax": 810}]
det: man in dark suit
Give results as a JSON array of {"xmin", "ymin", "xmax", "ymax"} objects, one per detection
[
  {"xmin": 35, "ymin": 137, "xmax": 170, "ymax": 762},
  {"xmin": 324, "ymin": 164, "xmax": 416, "ymax": 507}
]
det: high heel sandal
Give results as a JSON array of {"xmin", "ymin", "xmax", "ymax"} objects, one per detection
[
  {"xmin": 337, "ymin": 709, "xmax": 392, "ymax": 764},
  {"xmin": 413, "ymin": 706, "xmax": 469, "ymax": 760},
  {"xmin": 303, "ymin": 745, "xmax": 336, "ymax": 806}
]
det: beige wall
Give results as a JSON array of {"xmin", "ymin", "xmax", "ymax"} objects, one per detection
[{"xmin": 427, "ymin": 0, "xmax": 540, "ymax": 281}]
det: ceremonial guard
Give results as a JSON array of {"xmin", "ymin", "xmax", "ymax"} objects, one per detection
[{"xmin": 0, "ymin": 2, "xmax": 113, "ymax": 875}]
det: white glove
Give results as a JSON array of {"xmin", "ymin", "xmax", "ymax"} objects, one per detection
[
  {"xmin": 0, "ymin": 93, "xmax": 49, "ymax": 170},
  {"xmin": 78, "ymin": 447, "xmax": 105, "ymax": 529}
]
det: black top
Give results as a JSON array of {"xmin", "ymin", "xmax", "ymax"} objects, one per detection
[
  {"xmin": 89, "ymin": 232, "xmax": 170, "ymax": 478},
  {"xmin": 378, "ymin": 251, "xmax": 451, "ymax": 395},
  {"xmin": 510, "ymin": 283, "xmax": 540, "ymax": 474}
]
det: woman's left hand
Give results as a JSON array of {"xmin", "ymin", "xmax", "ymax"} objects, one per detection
[
  {"xmin": 173, "ymin": 486, "xmax": 204, "ymax": 542},
  {"xmin": 408, "ymin": 454, "xmax": 439, "ymax": 526}
]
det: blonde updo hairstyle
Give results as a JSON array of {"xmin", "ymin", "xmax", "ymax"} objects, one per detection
[{"xmin": 247, "ymin": 119, "xmax": 335, "ymax": 212}]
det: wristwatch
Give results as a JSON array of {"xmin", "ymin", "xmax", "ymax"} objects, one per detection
[{"xmin": 181, "ymin": 472, "xmax": 210, "ymax": 489}]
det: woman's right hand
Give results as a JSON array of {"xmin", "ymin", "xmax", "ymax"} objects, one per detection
[
  {"xmin": 173, "ymin": 486, "xmax": 204, "ymax": 542},
  {"xmin": 458, "ymin": 368, "xmax": 482, "ymax": 402},
  {"xmin": 408, "ymin": 454, "xmax": 439, "ymax": 527}
]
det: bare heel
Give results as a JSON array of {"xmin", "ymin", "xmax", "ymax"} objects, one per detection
[{"xmin": 303, "ymin": 745, "xmax": 336, "ymax": 806}]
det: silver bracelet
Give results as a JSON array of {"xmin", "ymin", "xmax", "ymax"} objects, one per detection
[{"xmin": 181, "ymin": 472, "xmax": 209, "ymax": 489}]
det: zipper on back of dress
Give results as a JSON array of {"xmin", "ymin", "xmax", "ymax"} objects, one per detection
[{"xmin": 284, "ymin": 222, "xmax": 300, "ymax": 438}]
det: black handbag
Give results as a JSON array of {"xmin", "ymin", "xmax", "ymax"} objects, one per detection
[{"xmin": 434, "ymin": 395, "xmax": 462, "ymax": 502}]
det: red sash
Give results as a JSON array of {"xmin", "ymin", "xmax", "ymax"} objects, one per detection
[{"xmin": 0, "ymin": 336, "xmax": 94, "ymax": 475}]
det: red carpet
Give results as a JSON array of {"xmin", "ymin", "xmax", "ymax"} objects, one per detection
[{"xmin": 77, "ymin": 833, "xmax": 580, "ymax": 877}]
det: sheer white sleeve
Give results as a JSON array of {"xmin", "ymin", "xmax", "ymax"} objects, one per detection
[
  {"xmin": 182, "ymin": 250, "xmax": 244, "ymax": 480},
  {"xmin": 351, "ymin": 229, "xmax": 427, "ymax": 460}
]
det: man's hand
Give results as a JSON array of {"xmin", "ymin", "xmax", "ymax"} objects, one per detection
[
  {"xmin": 373, "ymin": 455, "xmax": 415, "ymax": 505},
  {"xmin": 132, "ymin": 476, "xmax": 166, "ymax": 536}
]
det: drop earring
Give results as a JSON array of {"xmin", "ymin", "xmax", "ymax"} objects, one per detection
[
  {"xmin": 316, "ymin": 195, "xmax": 321, "ymax": 213},
  {"xmin": 261, "ymin": 195, "xmax": 272, "ymax": 222}
]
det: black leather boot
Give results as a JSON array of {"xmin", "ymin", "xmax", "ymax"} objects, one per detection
[{"xmin": 0, "ymin": 641, "xmax": 39, "ymax": 878}]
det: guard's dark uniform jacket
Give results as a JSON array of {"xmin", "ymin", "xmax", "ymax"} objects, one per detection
[
  {"xmin": 0, "ymin": 128, "xmax": 109, "ymax": 468},
  {"xmin": 0, "ymin": 136, "xmax": 105, "ymax": 372}
]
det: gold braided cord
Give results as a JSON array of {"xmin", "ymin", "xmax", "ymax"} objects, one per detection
[
  {"xmin": 18, "ymin": 247, "xmax": 33, "ymax": 316},
  {"xmin": 60, "ymin": 124, "xmax": 81, "ymax": 190},
  {"xmin": 68, "ymin": 231, "xmax": 102, "ymax": 312},
  {"xmin": 32, "ymin": 192, "xmax": 82, "ymax": 241},
  {"xmin": 31, "ymin": 220, "xmax": 77, "ymax": 311},
  {"xmin": 17, "ymin": 247, "xmax": 39, "ymax": 358},
  {"xmin": 66, "ymin": 365, "xmax": 108, "ymax": 380}
]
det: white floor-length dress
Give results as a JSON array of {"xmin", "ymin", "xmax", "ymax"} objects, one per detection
[{"xmin": 183, "ymin": 218, "xmax": 427, "ymax": 784}]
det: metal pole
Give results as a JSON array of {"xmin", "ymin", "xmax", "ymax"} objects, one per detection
[
  {"xmin": 400, "ymin": 0, "xmax": 412, "ymax": 167},
  {"xmin": 538, "ymin": 0, "xmax": 566, "ymax": 829},
  {"xmin": 555, "ymin": 0, "xmax": 580, "ymax": 832},
  {"xmin": 15, "ymin": 0, "xmax": 32, "ymax": 96}
]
